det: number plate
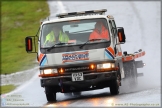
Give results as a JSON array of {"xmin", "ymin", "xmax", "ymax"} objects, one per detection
[{"xmin": 72, "ymin": 72, "xmax": 84, "ymax": 81}]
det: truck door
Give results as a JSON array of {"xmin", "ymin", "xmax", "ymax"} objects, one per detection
[
  {"xmin": 109, "ymin": 19, "xmax": 125, "ymax": 78},
  {"xmin": 109, "ymin": 20, "xmax": 122, "ymax": 57}
]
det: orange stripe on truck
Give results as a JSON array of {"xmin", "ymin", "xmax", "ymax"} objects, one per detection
[
  {"xmin": 39, "ymin": 53, "xmax": 45, "ymax": 62},
  {"xmin": 107, "ymin": 47, "xmax": 115, "ymax": 56}
]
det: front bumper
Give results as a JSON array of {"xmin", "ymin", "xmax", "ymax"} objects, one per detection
[{"xmin": 41, "ymin": 71, "xmax": 117, "ymax": 88}]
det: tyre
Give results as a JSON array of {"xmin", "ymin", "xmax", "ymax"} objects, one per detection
[
  {"xmin": 110, "ymin": 80, "xmax": 119, "ymax": 95},
  {"xmin": 45, "ymin": 87, "xmax": 56, "ymax": 102},
  {"xmin": 46, "ymin": 92, "xmax": 56, "ymax": 102}
]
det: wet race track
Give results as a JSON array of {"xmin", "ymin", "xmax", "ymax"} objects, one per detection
[
  {"xmin": 3, "ymin": 71, "xmax": 160, "ymax": 107},
  {"xmin": 1, "ymin": 1, "xmax": 161, "ymax": 107}
]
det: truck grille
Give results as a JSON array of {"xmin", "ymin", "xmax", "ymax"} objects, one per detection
[{"xmin": 64, "ymin": 65, "xmax": 95, "ymax": 73}]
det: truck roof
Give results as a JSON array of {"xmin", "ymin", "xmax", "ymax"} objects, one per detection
[
  {"xmin": 42, "ymin": 15, "xmax": 113, "ymax": 25},
  {"xmin": 41, "ymin": 9, "xmax": 114, "ymax": 25}
]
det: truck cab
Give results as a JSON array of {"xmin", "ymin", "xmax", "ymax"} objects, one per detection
[{"xmin": 25, "ymin": 9, "xmax": 145, "ymax": 102}]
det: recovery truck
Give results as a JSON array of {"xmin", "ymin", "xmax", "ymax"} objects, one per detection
[{"xmin": 25, "ymin": 9, "xmax": 145, "ymax": 102}]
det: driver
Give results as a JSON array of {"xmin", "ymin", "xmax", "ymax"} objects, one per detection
[{"xmin": 89, "ymin": 22, "xmax": 110, "ymax": 40}]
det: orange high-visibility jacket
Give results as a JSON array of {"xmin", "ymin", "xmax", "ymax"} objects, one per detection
[{"xmin": 89, "ymin": 24, "xmax": 109, "ymax": 40}]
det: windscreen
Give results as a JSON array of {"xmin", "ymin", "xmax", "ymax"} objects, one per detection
[{"xmin": 40, "ymin": 18, "xmax": 110, "ymax": 48}]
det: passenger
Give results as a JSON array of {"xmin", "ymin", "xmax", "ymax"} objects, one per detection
[{"xmin": 89, "ymin": 22, "xmax": 110, "ymax": 40}]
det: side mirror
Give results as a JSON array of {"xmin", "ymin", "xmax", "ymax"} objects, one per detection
[
  {"xmin": 117, "ymin": 27, "xmax": 126, "ymax": 44},
  {"xmin": 25, "ymin": 37, "xmax": 33, "ymax": 52},
  {"xmin": 25, "ymin": 36, "xmax": 38, "ymax": 61}
]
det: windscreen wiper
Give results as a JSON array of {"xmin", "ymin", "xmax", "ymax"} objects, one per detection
[
  {"xmin": 79, "ymin": 38, "xmax": 107, "ymax": 49},
  {"xmin": 47, "ymin": 42, "xmax": 74, "ymax": 51}
]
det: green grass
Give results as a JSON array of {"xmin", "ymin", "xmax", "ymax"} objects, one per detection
[
  {"xmin": 0, "ymin": 85, "xmax": 17, "ymax": 94},
  {"xmin": 1, "ymin": 1, "xmax": 50, "ymax": 74}
]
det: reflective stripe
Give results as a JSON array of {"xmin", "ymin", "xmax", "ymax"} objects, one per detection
[
  {"xmin": 107, "ymin": 47, "xmax": 115, "ymax": 56},
  {"xmin": 38, "ymin": 53, "xmax": 47, "ymax": 66},
  {"xmin": 45, "ymin": 31, "xmax": 69, "ymax": 44},
  {"xmin": 59, "ymin": 31, "xmax": 69, "ymax": 42},
  {"xmin": 39, "ymin": 53, "xmax": 45, "ymax": 62},
  {"xmin": 44, "ymin": 31, "xmax": 55, "ymax": 44}
]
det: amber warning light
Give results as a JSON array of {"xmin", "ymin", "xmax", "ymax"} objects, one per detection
[
  {"xmin": 90, "ymin": 64, "xmax": 95, "ymax": 70},
  {"xmin": 59, "ymin": 68, "xmax": 64, "ymax": 73}
]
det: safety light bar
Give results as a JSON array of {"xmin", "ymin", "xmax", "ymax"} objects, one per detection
[{"xmin": 56, "ymin": 9, "xmax": 107, "ymax": 18}]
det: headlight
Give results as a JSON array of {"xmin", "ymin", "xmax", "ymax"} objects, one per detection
[
  {"xmin": 103, "ymin": 63, "xmax": 111, "ymax": 68},
  {"xmin": 97, "ymin": 63, "xmax": 115, "ymax": 69},
  {"xmin": 43, "ymin": 69, "xmax": 58, "ymax": 74}
]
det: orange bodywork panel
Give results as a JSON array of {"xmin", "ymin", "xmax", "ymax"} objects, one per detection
[{"xmin": 122, "ymin": 51, "xmax": 145, "ymax": 62}]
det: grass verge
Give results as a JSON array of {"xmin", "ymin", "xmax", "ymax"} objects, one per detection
[
  {"xmin": 0, "ymin": 85, "xmax": 17, "ymax": 95},
  {"xmin": 1, "ymin": 1, "xmax": 50, "ymax": 74}
]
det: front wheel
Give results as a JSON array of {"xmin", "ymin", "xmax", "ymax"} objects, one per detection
[
  {"xmin": 110, "ymin": 80, "xmax": 119, "ymax": 95},
  {"xmin": 45, "ymin": 87, "xmax": 56, "ymax": 102}
]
